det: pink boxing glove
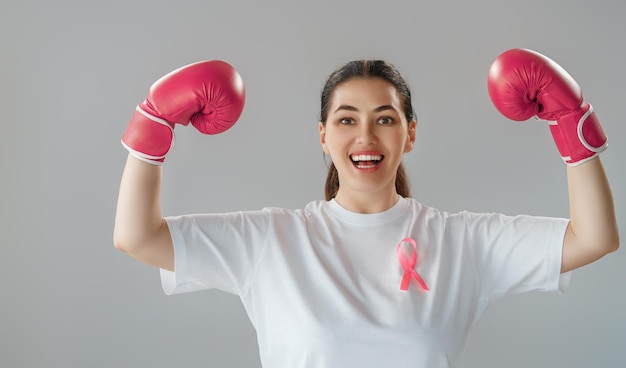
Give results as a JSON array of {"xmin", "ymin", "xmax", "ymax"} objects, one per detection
[
  {"xmin": 487, "ymin": 48, "xmax": 608, "ymax": 165},
  {"xmin": 121, "ymin": 60, "xmax": 246, "ymax": 165}
]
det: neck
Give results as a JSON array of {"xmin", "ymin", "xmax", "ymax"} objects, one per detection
[{"xmin": 333, "ymin": 190, "xmax": 400, "ymax": 214}]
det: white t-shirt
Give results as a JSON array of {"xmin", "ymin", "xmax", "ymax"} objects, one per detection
[{"xmin": 161, "ymin": 197, "xmax": 570, "ymax": 368}]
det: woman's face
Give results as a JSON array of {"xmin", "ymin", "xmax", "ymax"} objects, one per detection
[{"xmin": 319, "ymin": 77, "xmax": 416, "ymax": 200}]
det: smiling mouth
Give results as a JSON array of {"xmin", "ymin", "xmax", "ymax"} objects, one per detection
[{"xmin": 350, "ymin": 154, "xmax": 384, "ymax": 169}]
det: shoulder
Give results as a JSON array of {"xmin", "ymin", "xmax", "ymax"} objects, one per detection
[
  {"xmin": 259, "ymin": 200, "xmax": 324, "ymax": 215},
  {"xmin": 403, "ymin": 197, "xmax": 451, "ymax": 221},
  {"xmin": 405, "ymin": 197, "xmax": 515, "ymax": 223},
  {"xmin": 402, "ymin": 198, "xmax": 515, "ymax": 232},
  {"xmin": 257, "ymin": 199, "xmax": 328, "ymax": 223}
]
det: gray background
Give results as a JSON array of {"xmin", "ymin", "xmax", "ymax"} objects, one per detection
[{"xmin": 1, "ymin": 0, "xmax": 624, "ymax": 367}]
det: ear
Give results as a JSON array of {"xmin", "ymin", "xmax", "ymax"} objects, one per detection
[
  {"xmin": 319, "ymin": 122, "xmax": 330, "ymax": 154},
  {"xmin": 404, "ymin": 119, "xmax": 417, "ymax": 153}
]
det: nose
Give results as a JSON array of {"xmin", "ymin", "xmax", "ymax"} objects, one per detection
[{"xmin": 356, "ymin": 122, "xmax": 377, "ymax": 145}]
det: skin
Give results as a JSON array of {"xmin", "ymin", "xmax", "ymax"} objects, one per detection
[
  {"xmin": 114, "ymin": 78, "xmax": 618, "ymax": 275},
  {"xmin": 114, "ymin": 155, "xmax": 173, "ymax": 271},
  {"xmin": 561, "ymin": 160, "xmax": 619, "ymax": 272},
  {"xmin": 319, "ymin": 77, "xmax": 416, "ymax": 214}
]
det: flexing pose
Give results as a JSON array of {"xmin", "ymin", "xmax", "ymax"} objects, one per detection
[{"xmin": 114, "ymin": 49, "xmax": 619, "ymax": 367}]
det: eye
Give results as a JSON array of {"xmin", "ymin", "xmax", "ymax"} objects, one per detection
[
  {"xmin": 377, "ymin": 116, "xmax": 394, "ymax": 125},
  {"xmin": 339, "ymin": 117, "xmax": 354, "ymax": 125}
]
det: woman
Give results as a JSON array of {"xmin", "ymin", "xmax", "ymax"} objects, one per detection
[{"xmin": 114, "ymin": 50, "xmax": 619, "ymax": 367}]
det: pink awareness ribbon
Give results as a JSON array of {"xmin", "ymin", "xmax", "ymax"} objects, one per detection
[{"xmin": 397, "ymin": 238, "xmax": 429, "ymax": 291}]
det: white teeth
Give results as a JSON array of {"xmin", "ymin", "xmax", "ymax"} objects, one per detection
[{"xmin": 350, "ymin": 154, "xmax": 382, "ymax": 162}]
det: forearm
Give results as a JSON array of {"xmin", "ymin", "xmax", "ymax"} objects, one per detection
[
  {"xmin": 486, "ymin": 48, "xmax": 618, "ymax": 273},
  {"xmin": 113, "ymin": 154, "xmax": 167, "ymax": 253},
  {"xmin": 562, "ymin": 156, "xmax": 619, "ymax": 272}
]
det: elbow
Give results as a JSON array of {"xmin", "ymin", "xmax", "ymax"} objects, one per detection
[
  {"xmin": 607, "ymin": 230, "xmax": 620, "ymax": 254},
  {"xmin": 113, "ymin": 230, "xmax": 131, "ymax": 254},
  {"xmin": 112, "ymin": 219, "xmax": 169, "ymax": 256},
  {"xmin": 113, "ymin": 217, "xmax": 131, "ymax": 253},
  {"xmin": 571, "ymin": 220, "xmax": 620, "ymax": 257},
  {"xmin": 596, "ymin": 229, "xmax": 620, "ymax": 257},
  {"xmin": 113, "ymin": 227, "xmax": 142, "ymax": 255}
]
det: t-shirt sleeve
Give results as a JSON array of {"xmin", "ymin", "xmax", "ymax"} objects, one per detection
[
  {"xmin": 160, "ymin": 209, "xmax": 273, "ymax": 296},
  {"xmin": 460, "ymin": 211, "xmax": 571, "ymax": 310}
]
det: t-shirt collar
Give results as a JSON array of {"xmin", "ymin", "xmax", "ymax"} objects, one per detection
[{"xmin": 327, "ymin": 196, "xmax": 409, "ymax": 226}]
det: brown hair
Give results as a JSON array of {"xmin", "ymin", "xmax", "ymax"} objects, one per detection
[{"xmin": 319, "ymin": 60, "xmax": 415, "ymax": 200}]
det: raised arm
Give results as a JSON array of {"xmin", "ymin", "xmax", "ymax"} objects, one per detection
[
  {"xmin": 114, "ymin": 154, "xmax": 173, "ymax": 270},
  {"xmin": 562, "ymin": 157, "xmax": 618, "ymax": 272},
  {"xmin": 487, "ymin": 48, "xmax": 619, "ymax": 273},
  {"xmin": 113, "ymin": 60, "xmax": 246, "ymax": 271}
]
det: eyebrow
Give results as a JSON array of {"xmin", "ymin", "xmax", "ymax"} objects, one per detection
[{"xmin": 333, "ymin": 104, "xmax": 397, "ymax": 114}]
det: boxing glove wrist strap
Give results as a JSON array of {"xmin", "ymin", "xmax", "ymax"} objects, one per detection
[
  {"xmin": 548, "ymin": 104, "xmax": 608, "ymax": 166},
  {"xmin": 121, "ymin": 106, "xmax": 175, "ymax": 165}
]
